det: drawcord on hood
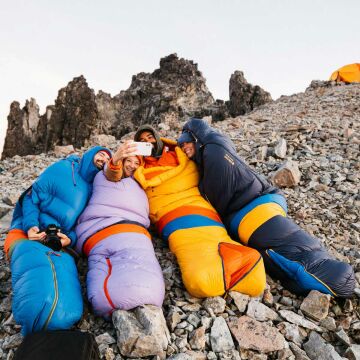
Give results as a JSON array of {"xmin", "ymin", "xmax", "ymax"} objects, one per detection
[{"xmin": 71, "ymin": 161, "xmax": 77, "ymax": 186}]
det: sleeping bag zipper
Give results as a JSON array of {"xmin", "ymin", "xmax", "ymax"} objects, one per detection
[{"xmin": 43, "ymin": 252, "xmax": 59, "ymax": 330}]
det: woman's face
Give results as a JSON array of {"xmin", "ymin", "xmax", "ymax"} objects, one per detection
[
  {"xmin": 123, "ymin": 156, "xmax": 140, "ymax": 177},
  {"xmin": 180, "ymin": 142, "xmax": 196, "ymax": 159}
]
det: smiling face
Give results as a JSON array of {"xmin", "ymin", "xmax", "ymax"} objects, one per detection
[
  {"xmin": 180, "ymin": 142, "xmax": 196, "ymax": 159},
  {"xmin": 93, "ymin": 150, "xmax": 110, "ymax": 169},
  {"xmin": 123, "ymin": 156, "xmax": 141, "ymax": 177}
]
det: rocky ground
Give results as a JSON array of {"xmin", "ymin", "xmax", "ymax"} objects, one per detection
[{"xmin": 0, "ymin": 81, "xmax": 359, "ymax": 359}]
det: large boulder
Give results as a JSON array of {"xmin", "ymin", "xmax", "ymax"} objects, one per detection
[
  {"xmin": 2, "ymin": 99, "xmax": 42, "ymax": 158},
  {"xmin": 228, "ymin": 70, "xmax": 272, "ymax": 117}
]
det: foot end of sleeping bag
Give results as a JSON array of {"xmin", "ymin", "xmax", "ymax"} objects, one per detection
[{"xmin": 219, "ymin": 243, "xmax": 266, "ymax": 297}]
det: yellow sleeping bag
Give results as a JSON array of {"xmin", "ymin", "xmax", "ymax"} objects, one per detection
[{"xmin": 135, "ymin": 140, "xmax": 266, "ymax": 298}]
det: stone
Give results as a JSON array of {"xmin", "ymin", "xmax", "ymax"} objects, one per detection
[
  {"xmin": 85, "ymin": 134, "xmax": 116, "ymax": 148},
  {"xmin": 187, "ymin": 313, "xmax": 201, "ymax": 327},
  {"xmin": 303, "ymin": 331, "xmax": 342, "ymax": 360},
  {"xmin": 112, "ymin": 305, "xmax": 170, "ymax": 358},
  {"xmin": 274, "ymin": 138, "xmax": 287, "ymax": 158},
  {"xmin": 95, "ymin": 332, "xmax": 116, "ymax": 345},
  {"xmin": 2, "ymin": 333, "xmax": 23, "ymax": 350},
  {"xmin": 344, "ymin": 345, "xmax": 360, "ymax": 360},
  {"xmin": 0, "ymin": 204, "xmax": 12, "ymax": 218},
  {"xmin": 279, "ymin": 310, "xmax": 322, "ymax": 331},
  {"xmin": 228, "ymin": 291, "xmax": 249, "ymax": 313},
  {"xmin": 53, "ymin": 145, "xmax": 75, "ymax": 157},
  {"xmin": 168, "ymin": 354, "xmax": 193, "ymax": 360},
  {"xmin": 228, "ymin": 315, "xmax": 285, "ymax": 353},
  {"xmin": 272, "ymin": 160, "xmax": 301, "ymax": 187},
  {"xmin": 203, "ymin": 296, "xmax": 226, "ymax": 315},
  {"xmin": 278, "ymin": 321, "xmax": 304, "ymax": 346},
  {"xmin": 210, "ymin": 317, "xmax": 234, "ymax": 352},
  {"xmin": 289, "ymin": 342, "xmax": 311, "ymax": 360},
  {"xmin": 300, "ymin": 290, "xmax": 331, "ymax": 321},
  {"xmin": 189, "ymin": 326, "xmax": 206, "ymax": 350},
  {"xmin": 319, "ymin": 317, "xmax": 336, "ymax": 331},
  {"xmin": 167, "ymin": 307, "xmax": 183, "ymax": 331},
  {"xmin": 334, "ymin": 328, "xmax": 351, "ymax": 346},
  {"xmin": 246, "ymin": 298, "xmax": 279, "ymax": 321}
]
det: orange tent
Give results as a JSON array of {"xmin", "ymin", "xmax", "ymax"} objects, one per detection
[{"xmin": 330, "ymin": 63, "xmax": 360, "ymax": 83}]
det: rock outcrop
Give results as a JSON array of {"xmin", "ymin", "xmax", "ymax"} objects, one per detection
[
  {"xmin": 2, "ymin": 54, "xmax": 223, "ymax": 159},
  {"xmin": 228, "ymin": 70, "xmax": 272, "ymax": 117},
  {"xmin": 2, "ymin": 54, "xmax": 273, "ymax": 159},
  {"xmin": 2, "ymin": 99, "xmax": 42, "ymax": 158}
]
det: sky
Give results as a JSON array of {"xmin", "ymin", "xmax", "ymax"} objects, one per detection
[{"xmin": 1, "ymin": 0, "xmax": 359, "ymax": 155}]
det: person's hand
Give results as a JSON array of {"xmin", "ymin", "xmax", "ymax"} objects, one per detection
[
  {"xmin": 112, "ymin": 141, "xmax": 138, "ymax": 165},
  {"xmin": 57, "ymin": 232, "xmax": 71, "ymax": 247},
  {"xmin": 27, "ymin": 226, "xmax": 46, "ymax": 241}
]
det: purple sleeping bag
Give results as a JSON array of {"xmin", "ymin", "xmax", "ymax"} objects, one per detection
[{"xmin": 76, "ymin": 171, "xmax": 165, "ymax": 318}]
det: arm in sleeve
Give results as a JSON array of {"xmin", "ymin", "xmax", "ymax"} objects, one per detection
[
  {"xmin": 66, "ymin": 229, "xmax": 77, "ymax": 247},
  {"xmin": 104, "ymin": 159, "xmax": 123, "ymax": 182},
  {"xmin": 202, "ymin": 144, "xmax": 238, "ymax": 217},
  {"xmin": 22, "ymin": 190, "xmax": 41, "ymax": 232}
]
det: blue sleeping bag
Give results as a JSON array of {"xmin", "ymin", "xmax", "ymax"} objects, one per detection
[{"xmin": 10, "ymin": 241, "xmax": 82, "ymax": 335}]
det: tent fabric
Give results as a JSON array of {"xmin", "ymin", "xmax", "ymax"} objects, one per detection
[
  {"xmin": 10, "ymin": 240, "xmax": 83, "ymax": 335},
  {"xmin": 330, "ymin": 63, "xmax": 360, "ymax": 83},
  {"xmin": 134, "ymin": 141, "xmax": 266, "ymax": 298},
  {"xmin": 76, "ymin": 171, "xmax": 164, "ymax": 318}
]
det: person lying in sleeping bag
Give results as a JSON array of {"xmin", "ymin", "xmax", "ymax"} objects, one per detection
[
  {"xmin": 4, "ymin": 146, "xmax": 111, "ymax": 334},
  {"xmin": 105, "ymin": 126, "xmax": 266, "ymax": 298},
  {"xmin": 178, "ymin": 118, "xmax": 355, "ymax": 298},
  {"xmin": 76, "ymin": 142, "xmax": 165, "ymax": 318}
]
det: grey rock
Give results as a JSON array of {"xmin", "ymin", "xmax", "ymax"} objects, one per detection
[
  {"xmin": 53, "ymin": 145, "xmax": 75, "ymax": 157},
  {"xmin": 210, "ymin": 317, "xmax": 234, "ymax": 352},
  {"xmin": 203, "ymin": 296, "xmax": 226, "ymax": 315},
  {"xmin": 246, "ymin": 298, "xmax": 279, "ymax": 321},
  {"xmin": 228, "ymin": 315, "xmax": 285, "ymax": 353},
  {"xmin": 303, "ymin": 331, "xmax": 342, "ymax": 360},
  {"xmin": 344, "ymin": 345, "xmax": 360, "ymax": 360},
  {"xmin": 279, "ymin": 310, "xmax": 322, "ymax": 331},
  {"xmin": 289, "ymin": 342, "xmax": 311, "ymax": 360},
  {"xmin": 334, "ymin": 328, "xmax": 351, "ymax": 346},
  {"xmin": 300, "ymin": 290, "xmax": 331, "ymax": 321},
  {"xmin": 275, "ymin": 138, "xmax": 287, "ymax": 158},
  {"xmin": 112, "ymin": 305, "xmax": 170, "ymax": 358},
  {"xmin": 272, "ymin": 160, "xmax": 301, "ymax": 188},
  {"xmin": 2, "ymin": 333, "xmax": 23, "ymax": 350},
  {"xmin": 167, "ymin": 354, "xmax": 193, "ymax": 360},
  {"xmin": 95, "ymin": 332, "xmax": 116, "ymax": 345},
  {"xmin": 279, "ymin": 321, "xmax": 304, "ymax": 346},
  {"xmin": 319, "ymin": 317, "xmax": 337, "ymax": 332},
  {"xmin": 228, "ymin": 291, "xmax": 249, "ymax": 313},
  {"xmin": 189, "ymin": 326, "xmax": 206, "ymax": 350}
]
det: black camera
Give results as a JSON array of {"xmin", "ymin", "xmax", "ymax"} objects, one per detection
[{"xmin": 42, "ymin": 224, "xmax": 62, "ymax": 251}]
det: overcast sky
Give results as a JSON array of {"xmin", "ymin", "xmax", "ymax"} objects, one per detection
[{"xmin": 1, "ymin": 0, "xmax": 359, "ymax": 154}]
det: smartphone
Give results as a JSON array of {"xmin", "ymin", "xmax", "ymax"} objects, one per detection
[{"xmin": 133, "ymin": 142, "xmax": 153, "ymax": 156}]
